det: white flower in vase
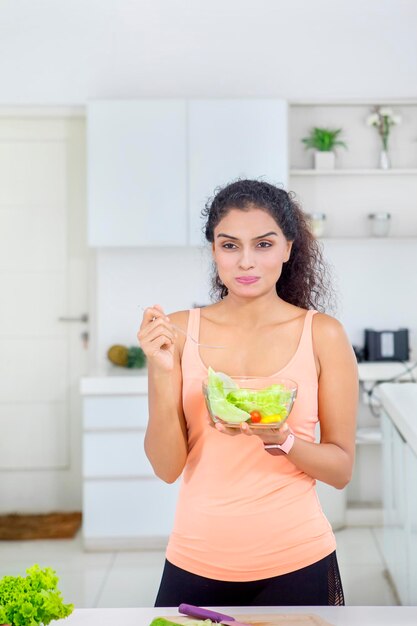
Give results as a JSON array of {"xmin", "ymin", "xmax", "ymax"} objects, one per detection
[{"xmin": 366, "ymin": 105, "xmax": 402, "ymax": 168}]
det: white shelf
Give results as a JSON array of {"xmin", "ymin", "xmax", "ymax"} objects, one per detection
[
  {"xmin": 318, "ymin": 236, "xmax": 417, "ymax": 241},
  {"xmin": 290, "ymin": 168, "xmax": 417, "ymax": 176},
  {"xmin": 290, "ymin": 99, "xmax": 417, "ymax": 106}
]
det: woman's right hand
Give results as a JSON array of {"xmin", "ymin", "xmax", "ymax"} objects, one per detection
[{"xmin": 137, "ymin": 305, "xmax": 177, "ymax": 372}]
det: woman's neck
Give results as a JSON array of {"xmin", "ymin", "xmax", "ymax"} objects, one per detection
[{"xmin": 214, "ymin": 293, "xmax": 288, "ymax": 328}]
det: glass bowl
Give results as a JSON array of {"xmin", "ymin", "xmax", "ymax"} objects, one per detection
[{"xmin": 202, "ymin": 370, "xmax": 297, "ymax": 429}]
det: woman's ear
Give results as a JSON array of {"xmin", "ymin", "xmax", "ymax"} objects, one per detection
[{"xmin": 284, "ymin": 241, "xmax": 293, "ymax": 263}]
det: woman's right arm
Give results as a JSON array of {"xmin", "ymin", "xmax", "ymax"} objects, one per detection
[{"xmin": 138, "ymin": 305, "xmax": 188, "ymax": 483}]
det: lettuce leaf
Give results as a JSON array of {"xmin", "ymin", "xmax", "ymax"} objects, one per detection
[
  {"xmin": 206, "ymin": 367, "xmax": 250, "ymax": 423},
  {"xmin": 226, "ymin": 384, "xmax": 292, "ymax": 417}
]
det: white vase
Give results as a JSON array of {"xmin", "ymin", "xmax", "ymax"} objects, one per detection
[
  {"xmin": 379, "ymin": 149, "xmax": 391, "ymax": 170},
  {"xmin": 368, "ymin": 212, "xmax": 391, "ymax": 237},
  {"xmin": 314, "ymin": 151, "xmax": 335, "ymax": 170}
]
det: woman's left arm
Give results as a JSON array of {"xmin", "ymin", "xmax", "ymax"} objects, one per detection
[{"xmin": 277, "ymin": 314, "xmax": 358, "ymax": 489}]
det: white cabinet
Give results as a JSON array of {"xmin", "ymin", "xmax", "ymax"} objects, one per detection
[
  {"xmin": 382, "ymin": 411, "xmax": 408, "ymax": 604},
  {"xmin": 188, "ymin": 99, "xmax": 288, "ymax": 246},
  {"xmin": 381, "ymin": 403, "xmax": 417, "ymax": 605},
  {"xmin": 87, "ymin": 100, "xmax": 187, "ymax": 246},
  {"xmin": 87, "ymin": 99, "xmax": 288, "ymax": 247},
  {"xmin": 83, "ymin": 479, "xmax": 179, "ymax": 543},
  {"xmin": 406, "ymin": 445, "xmax": 417, "ymax": 604},
  {"xmin": 83, "ymin": 431, "xmax": 151, "ymax": 477},
  {"xmin": 82, "ymin": 393, "xmax": 180, "ymax": 550},
  {"xmin": 379, "ymin": 384, "xmax": 417, "ymax": 605}
]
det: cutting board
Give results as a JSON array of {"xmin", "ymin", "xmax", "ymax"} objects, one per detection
[{"xmin": 161, "ymin": 614, "xmax": 333, "ymax": 626}]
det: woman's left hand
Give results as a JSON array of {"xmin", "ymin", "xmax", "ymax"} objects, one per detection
[{"xmin": 213, "ymin": 420, "xmax": 291, "ymax": 446}]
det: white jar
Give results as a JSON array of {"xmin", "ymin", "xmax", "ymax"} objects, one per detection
[
  {"xmin": 368, "ymin": 212, "xmax": 391, "ymax": 237},
  {"xmin": 306, "ymin": 212, "xmax": 326, "ymax": 237}
]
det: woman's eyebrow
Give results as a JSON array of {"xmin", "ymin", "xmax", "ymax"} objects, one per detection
[{"xmin": 216, "ymin": 231, "xmax": 278, "ymax": 240}]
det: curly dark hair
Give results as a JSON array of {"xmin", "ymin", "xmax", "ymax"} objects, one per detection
[{"xmin": 202, "ymin": 179, "xmax": 335, "ymax": 312}]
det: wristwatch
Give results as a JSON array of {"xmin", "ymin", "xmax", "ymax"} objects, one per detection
[{"xmin": 264, "ymin": 429, "xmax": 295, "ymax": 454}]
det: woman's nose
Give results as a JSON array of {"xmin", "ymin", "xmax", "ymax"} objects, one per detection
[{"xmin": 238, "ymin": 249, "xmax": 255, "ymax": 270}]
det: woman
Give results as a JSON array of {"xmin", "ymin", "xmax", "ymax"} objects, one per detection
[{"xmin": 138, "ymin": 180, "xmax": 358, "ymax": 607}]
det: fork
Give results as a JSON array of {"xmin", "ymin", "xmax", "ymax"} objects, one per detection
[{"xmin": 138, "ymin": 306, "xmax": 226, "ymax": 349}]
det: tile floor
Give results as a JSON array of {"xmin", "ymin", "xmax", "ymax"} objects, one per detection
[{"xmin": 0, "ymin": 527, "xmax": 399, "ymax": 608}]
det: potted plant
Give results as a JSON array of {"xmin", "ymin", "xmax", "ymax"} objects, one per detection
[
  {"xmin": 301, "ymin": 127, "xmax": 347, "ymax": 169},
  {"xmin": 0, "ymin": 564, "xmax": 73, "ymax": 626}
]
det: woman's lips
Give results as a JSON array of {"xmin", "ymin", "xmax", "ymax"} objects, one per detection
[{"xmin": 235, "ymin": 276, "xmax": 260, "ymax": 284}]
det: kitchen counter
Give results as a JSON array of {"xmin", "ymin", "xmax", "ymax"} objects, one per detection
[
  {"xmin": 81, "ymin": 361, "xmax": 417, "ymax": 395},
  {"xmin": 357, "ymin": 361, "xmax": 416, "ymax": 382},
  {"xmin": 80, "ymin": 368, "xmax": 148, "ymax": 395},
  {"xmin": 60, "ymin": 606, "xmax": 417, "ymax": 626},
  {"xmin": 377, "ymin": 382, "xmax": 417, "ymax": 455}
]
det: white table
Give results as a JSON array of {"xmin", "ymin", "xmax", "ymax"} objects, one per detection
[{"xmin": 60, "ymin": 606, "xmax": 417, "ymax": 626}]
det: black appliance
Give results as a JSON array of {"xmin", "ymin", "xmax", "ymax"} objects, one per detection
[{"xmin": 364, "ymin": 328, "xmax": 409, "ymax": 362}]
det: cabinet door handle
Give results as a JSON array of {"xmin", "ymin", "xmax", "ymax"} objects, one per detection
[{"xmin": 58, "ymin": 313, "xmax": 89, "ymax": 323}]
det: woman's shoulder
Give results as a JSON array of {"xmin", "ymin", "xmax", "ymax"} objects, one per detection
[
  {"xmin": 312, "ymin": 312, "xmax": 358, "ymax": 380},
  {"xmin": 166, "ymin": 308, "xmax": 190, "ymax": 325},
  {"xmin": 168, "ymin": 305, "xmax": 222, "ymax": 328},
  {"xmin": 311, "ymin": 311, "xmax": 351, "ymax": 349}
]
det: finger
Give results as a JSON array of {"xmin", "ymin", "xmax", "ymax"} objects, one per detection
[
  {"xmin": 138, "ymin": 322, "xmax": 175, "ymax": 349},
  {"xmin": 147, "ymin": 334, "xmax": 175, "ymax": 354},
  {"xmin": 139, "ymin": 317, "xmax": 174, "ymax": 340},
  {"xmin": 214, "ymin": 422, "xmax": 236, "ymax": 437},
  {"xmin": 141, "ymin": 316, "xmax": 173, "ymax": 335},
  {"xmin": 145, "ymin": 305, "xmax": 165, "ymax": 319},
  {"xmin": 240, "ymin": 422, "xmax": 253, "ymax": 436},
  {"xmin": 140, "ymin": 305, "xmax": 166, "ymax": 328},
  {"xmin": 151, "ymin": 304, "xmax": 170, "ymax": 321},
  {"xmin": 145, "ymin": 329, "xmax": 175, "ymax": 349},
  {"xmin": 145, "ymin": 319, "xmax": 176, "ymax": 342}
]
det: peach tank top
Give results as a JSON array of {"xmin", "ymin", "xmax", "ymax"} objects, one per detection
[{"xmin": 166, "ymin": 308, "xmax": 336, "ymax": 581}]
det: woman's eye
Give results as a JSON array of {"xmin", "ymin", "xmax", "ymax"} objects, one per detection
[{"xmin": 221, "ymin": 241, "xmax": 272, "ymax": 249}]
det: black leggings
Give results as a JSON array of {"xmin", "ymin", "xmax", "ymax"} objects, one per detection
[{"xmin": 155, "ymin": 551, "xmax": 345, "ymax": 607}]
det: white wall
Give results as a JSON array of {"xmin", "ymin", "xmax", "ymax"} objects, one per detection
[
  {"xmin": 322, "ymin": 238, "xmax": 417, "ymax": 357},
  {"xmin": 95, "ymin": 239, "xmax": 417, "ymax": 372},
  {"xmin": 1, "ymin": 1, "xmax": 417, "ymax": 104},
  {"xmin": 94, "ymin": 247, "xmax": 212, "ymax": 371}
]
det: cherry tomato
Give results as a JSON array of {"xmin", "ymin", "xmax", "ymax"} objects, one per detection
[{"xmin": 250, "ymin": 410, "xmax": 262, "ymax": 423}]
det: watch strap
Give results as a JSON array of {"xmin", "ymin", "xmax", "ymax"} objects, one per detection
[{"xmin": 264, "ymin": 431, "xmax": 295, "ymax": 454}]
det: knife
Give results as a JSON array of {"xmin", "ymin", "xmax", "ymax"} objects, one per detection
[{"xmin": 178, "ymin": 603, "xmax": 251, "ymax": 626}]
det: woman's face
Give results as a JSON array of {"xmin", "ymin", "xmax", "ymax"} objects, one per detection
[{"xmin": 212, "ymin": 207, "xmax": 293, "ymax": 297}]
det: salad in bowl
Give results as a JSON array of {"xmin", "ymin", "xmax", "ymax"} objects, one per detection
[{"xmin": 203, "ymin": 366, "xmax": 297, "ymax": 429}]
